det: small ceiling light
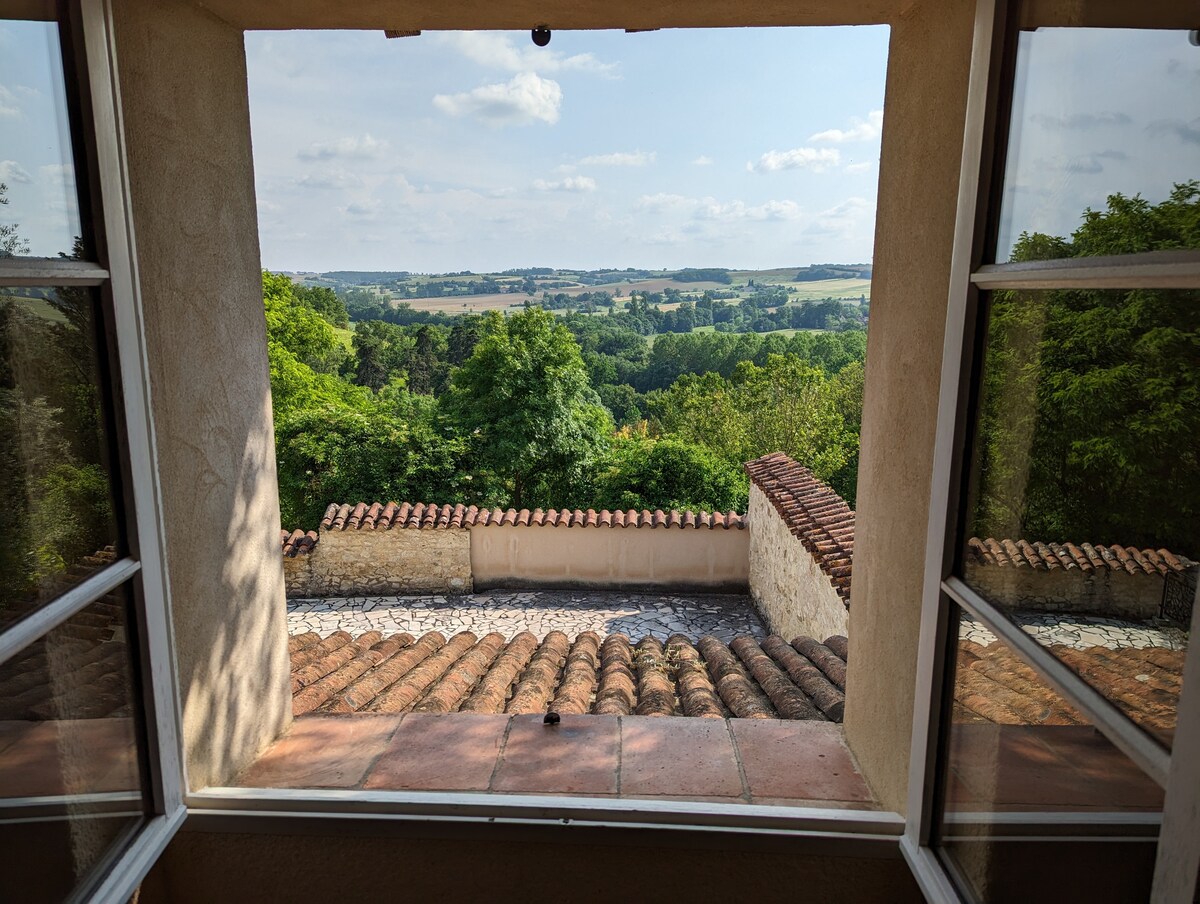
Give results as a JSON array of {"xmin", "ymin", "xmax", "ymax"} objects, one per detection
[{"xmin": 532, "ymin": 25, "xmax": 551, "ymax": 47}]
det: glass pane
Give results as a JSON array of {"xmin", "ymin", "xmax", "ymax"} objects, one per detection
[
  {"xmin": 0, "ymin": 288, "xmax": 122, "ymax": 630},
  {"xmin": 939, "ymin": 609, "xmax": 1161, "ymax": 904},
  {"xmin": 0, "ymin": 19, "xmax": 82, "ymax": 260},
  {"xmin": 0, "ymin": 588, "xmax": 148, "ymax": 902},
  {"xmin": 995, "ymin": 27, "xmax": 1200, "ymax": 263},
  {"xmin": 961, "ymin": 288, "xmax": 1196, "ymax": 748}
]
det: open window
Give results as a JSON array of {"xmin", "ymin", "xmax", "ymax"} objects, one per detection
[{"xmin": 904, "ymin": 1, "xmax": 1200, "ymax": 900}]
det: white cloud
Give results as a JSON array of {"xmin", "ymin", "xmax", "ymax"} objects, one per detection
[
  {"xmin": 748, "ymin": 147, "xmax": 840, "ymax": 173},
  {"xmin": 639, "ymin": 192, "xmax": 801, "ymax": 221},
  {"xmin": 844, "ymin": 161, "xmax": 875, "ymax": 174},
  {"xmin": 298, "ymin": 134, "xmax": 389, "ymax": 161},
  {"xmin": 436, "ymin": 32, "xmax": 618, "ymax": 78},
  {"xmin": 695, "ymin": 198, "xmax": 802, "ymax": 222},
  {"xmin": 295, "ymin": 168, "xmax": 363, "ymax": 190},
  {"xmin": 692, "ymin": 155, "xmax": 713, "ymax": 166},
  {"xmin": 344, "ymin": 198, "xmax": 385, "ymax": 217},
  {"xmin": 637, "ymin": 192, "xmax": 693, "ymax": 210},
  {"xmin": 0, "ymin": 85, "xmax": 18, "ymax": 117},
  {"xmin": 579, "ymin": 150, "xmax": 655, "ymax": 167},
  {"xmin": 0, "ymin": 160, "xmax": 31, "ymax": 184},
  {"xmin": 805, "ymin": 196, "xmax": 873, "ymax": 236},
  {"xmin": 532, "ymin": 175, "xmax": 597, "ymax": 192},
  {"xmin": 434, "ymin": 72, "xmax": 563, "ymax": 126},
  {"xmin": 809, "ymin": 110, "xmax": 883, "ymax": 143}
]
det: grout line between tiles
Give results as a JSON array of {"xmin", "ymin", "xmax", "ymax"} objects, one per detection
[
  {"xmin": 353, "ymin": 712, "xmax": 408, "ymax": 790},
  {"xmin": 486, "ymin": 715, "xmax": 516, "ymax": 791},
  {"xmin": 725, "ymin": 719, "xmax": 753, "ymax": 803}
]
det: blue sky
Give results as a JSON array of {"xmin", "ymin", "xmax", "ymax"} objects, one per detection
[
  {"xmin": 2, "ymin": 23, "xmax": 1194, "ymax": 271},
  {"xmin": 243, "ymin": 27, "xmax": 891, "ymax": 273}
]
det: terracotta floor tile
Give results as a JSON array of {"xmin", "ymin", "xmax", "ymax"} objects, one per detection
[
  {"xmin": 731, "ymin": 720, "xmax": 873, "ymax": 803},
  {"xmin": 237, "ymin": 714, "xmax": 401, "ymax": 789},
  {"xmin": 750, "ymin": 797, "xmax": 881, "ymax": 810},
  {"xmin": 364, "ymin": 713, "xmax": 509, "ymax": 791},
  {"xmin": 0, "ymin": 719, "xmax": 140, "ymax": 798},
  {"xmin": 492, "ymin": 714, "xmax": 620, "ymax": 794},
  {"xmin": 620, "ymin": 716, "xmax": 744, "ymax": 798}
]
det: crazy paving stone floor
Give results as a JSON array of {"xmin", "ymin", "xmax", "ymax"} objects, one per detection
[
  {"xmin": 287, "ymin": 591, "xmax": 767, "ymax": 642},
  {"xmin": 960, "ymin": 611, "xmax": 1188, "ymax": 651}
]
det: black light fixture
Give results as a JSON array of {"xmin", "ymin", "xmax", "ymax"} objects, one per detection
[{"xmin": 532, "ymin": 25, "xmax": 551, "ymax": 47}]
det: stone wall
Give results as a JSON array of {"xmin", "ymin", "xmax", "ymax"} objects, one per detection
[
  {"xmin": 290, "ymin": 529, "xmax": 472, "ymax": 597},
  {"xmin": 963, "ymin": 562, "xmax": 1166, "ymax": 620},
  {"xmin": 747, "ymin": 484, "xmax": 849, "ymax": 641}
]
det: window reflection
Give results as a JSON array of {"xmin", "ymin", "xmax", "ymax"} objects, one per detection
[
  {"xmin": 961, "ymin": 287, "xmax": 1196, "ymax": 746},
  {"xmin": 939, "ymin": 610, "xmax": 1161, "ymax": 904},
  {"xmin": 0, "ymin": 590, "xmax": 147, "ymax": 903},
  {"xmin": 0, "ymin": 288, "xmax": 121, "ymax": 630},
  {"xmin": 995, "ymin": 28, "xmax": 1200, "ymax": 262},
  {"xmin": 0, "ymin": 19, "xmax": 81, "ymax": 259}
]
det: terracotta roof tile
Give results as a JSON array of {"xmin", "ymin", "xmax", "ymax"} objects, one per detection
[
  {"xmin": 744, "ymin": 452, "xmax": 855, "ymax": 604},
  {"xmin": 307, "ymin": 502, "xmax": 746, "ymax": 531},
  {"xmin": 281, "ymin": 529, "xmax": 318, "ymax": 557},
  {"xmin": 290, "ymin": 629, "xmax": 847, "ymax": 721},
  {"xmin": 967, "ymin": 537, "xmax": 1193, "ymax": 575}
]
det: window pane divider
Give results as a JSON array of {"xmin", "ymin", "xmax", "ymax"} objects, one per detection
[
  {"xmin": 0, "ymin": 257, "xmax": 109, "ymax": 286},
  {"xmin": 0, "ymin": 556, "xmax": 139, "ymax": 665},
  {"xmin": 942, "ymin": 575, "xmax": 1170, "ymax": 787},
  {"xmin": 971, "ymin": 249, "xmax": 1200, "ymax": 290}
]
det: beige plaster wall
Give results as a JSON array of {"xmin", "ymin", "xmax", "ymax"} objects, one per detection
[
  {"xmin": 963, "ymin": 564, "xmax": 1165, "ymax": 621},
  {"xmin": 140, "ymin": 830, "xmax": 922, "ymax": 904},
  {"xmin": 842, "ymin": 0, "xmax": 976, "ymax": 814},
  {"xmin": 471, "ymin": 525, "xmax": 749, "ymax": 591},
  {"xmin": 308, "ymin": 530, "xmax": 472, "ymax": 595},
  {"xmin": 748, "ymin": 486, "xmax": 849, "ymax": 642},
  {"xmin": 113, "ymin": 0, "xmax": 290, "ymax": 789}
]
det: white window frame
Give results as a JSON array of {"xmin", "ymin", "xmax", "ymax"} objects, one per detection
[
  {"xmin": 902, "ymin": 1, "xmax": 1200, "ymax": 900},
  {"xmin": 0, "ymin": 1, "xmax": 186, "ymax": 901}
]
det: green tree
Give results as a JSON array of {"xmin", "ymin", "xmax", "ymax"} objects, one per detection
[
  {"xmin": 590, "ymin": 435, "xmax": 746, "ymax": 512},
  {"xmin": 444, "ymin": 308, "xmax": 612, "ymax": 508},
  {"xmin": 0, "ymin": 183, "xmax": 30, "ymax": 257},
  {"xmin": 974, "ymin": 182, "xmax": 1200, "ymax": 551}
]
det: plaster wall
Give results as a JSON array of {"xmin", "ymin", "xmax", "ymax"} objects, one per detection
[
  {"xmin": 308, "ymin": 529, "xmax": 473, "ymax": 595},
  {"xmin": 842, "ymin": 0, "xmax": 976, "ymax": 814},
  {"xmin": 748, "ymin": 486, "xmax": 849, "ymax": 642},
  {"xmin": 112, "ymin": 0, "xmax": 290, "ymax": 789},
  {"xmin": 471, "ymin": 525, "xmax": 749, "ymax": 591},
  {"xmin": 963, "ymin": 564, "xmax": 1165, "ymax": 621}
]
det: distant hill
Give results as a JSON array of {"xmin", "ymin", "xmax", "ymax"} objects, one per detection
[{"xmin": 793, "ymin": 264, "xmax": 872, "ymax": 282}]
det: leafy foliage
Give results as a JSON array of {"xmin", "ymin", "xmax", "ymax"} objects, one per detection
[{"xmin": 974, "ymin": 183, "xmax": 1200, "ymax": 552}]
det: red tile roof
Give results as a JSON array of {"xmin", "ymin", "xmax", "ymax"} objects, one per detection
[
  {"xmin": 281, "ymin": 529, "xmax": 318, "ymax": 558},
  {"xmin": 317, "ymin": 502, "xmax": 745, "ymax": 532},
  {"xmin": 967, "ymin": 537, "xmax": 1193, "ymax": 577},
  {"xmin": 744, "ymin": 453, "xmax": 854, "ymax": 604},
  {"xmin": 955, "ymin": 639, "xmax": 1182, "ymax": 743},
  {"xmin": 288, "ymin": 629, "xmax": 849, "ymax": 721}
]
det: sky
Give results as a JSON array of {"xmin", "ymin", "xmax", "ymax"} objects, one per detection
[
  {"xmin": 241, "ymin": 27, "xmax": 890, "ymax": 273},
  {"xmin": 2, "ymin": 23, "xmax": 1195, "ymax": 271}
]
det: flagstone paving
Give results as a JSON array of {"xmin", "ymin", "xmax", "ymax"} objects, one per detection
[
  {"xmin": 960, "ymin": 611, "xmax": 1187, "ymax": 651},
  {"xmin": 287, "ymin": 590, "xmax": 768, "ymax": 642}
]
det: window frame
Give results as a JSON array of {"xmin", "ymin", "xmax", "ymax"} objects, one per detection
[
  {"xmin": 0, "ymin": 0, "xmax": 186, "ymax": 900},
  {"xmin": 902, "ymin": 0, "xmax": 1200, "ymax": 900}
]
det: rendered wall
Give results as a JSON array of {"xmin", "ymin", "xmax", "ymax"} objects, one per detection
[
  {"xmin": 843, "ymin": 0, "xmax": 976, "ymax": 814},
  {"xmin": 140, "ymin": 830, "xmax": 923, "ymax": 904},
  {"xmin": 964, "ymin": 563, "xmax": 1166, "ymax": 621},
  {"xmin": 747, "ymin": 486, "xmax": 849, "ymax": 642},
  {"xmin": 305, "ymin": 529, "xmax": 473, "ymax": 595},
  {"xmin": 113, "ymin": 0, "xmax": 291, "ymax": 789},
  {"xmin": 470, "ymin": 525, "xmax": 750, "ymax": 591}
]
